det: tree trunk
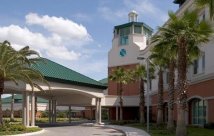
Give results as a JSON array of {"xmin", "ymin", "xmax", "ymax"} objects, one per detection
[
  {"xmin": 140, "ymin": 78, "xmax": 145, "ymax": 124},
  {"xmin": 119, "ymin": 83, "xmax": 123, "ymax": 121},
  {"xmin": 176, "ymin": 39, "xmax": 188, "ymax": 136},
  {"xmin": 35, "ymin": 97, "xmax": 37, "ymax": 119},
  {"xmin": 10, "ymin": 93, "xmax": 14, "ymax": 121},
  {"xmin": 167, "ymin": 61, "xmax": 175, "ymax": 131},
  {"xmin": 157, "ymin": 69, "xmax": 164, "ymax": 125},
  {"xmin": 0, "ymin": 79, "xmax": 4, "ymax": 126}
]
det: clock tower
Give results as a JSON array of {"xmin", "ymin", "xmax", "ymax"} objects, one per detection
[{"xmin": 108, "ymin": 11, "xmax": 153, "ymax": 95}]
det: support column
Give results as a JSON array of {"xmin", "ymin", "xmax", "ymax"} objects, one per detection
[
  {"xmin": 95, "ymin": 98, "xmax": 99, "ymax": 124},
  {"xmin": 98, "ymin": 98, "xmax": 102, "ymax": 124},
  {"xmin": 68, "ymin": 105, "xmax": 71, "ymax": 123},
  {"xmin": 51, "ymin": 99, "xmax": 54, "ymax": 123},
  {"xmin": 52, "ymin": 100, "xmax": 57, "ymax": 123},
  {"xmin": 54, "ymin": 100, "xmax": 57, "ymax": 123},
  {"xmin": 26, "ymin": 92, "xmax": 30, "ymax": 127},
  {"xmin": 22, "ymin": 91, "xmax": 27, "ymax": 126},
  {"xmin": 48, "ymin": 99, "xmax": 52, "ymax": 124},
  {"xmin": 116, "ymin": 106, "xmax": 118, "ymax": 121},
  {"xmin": 90, "ymin": 107, "xmax": 93, "ymax": 121},
  {"xmin": 31, "ymin": 91, "xmax": 35, "ymax": 126}
]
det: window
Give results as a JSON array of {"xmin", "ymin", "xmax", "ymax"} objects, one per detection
[
  {"xmin": 120, "ymin": 27, "xmax": 130, "ymax": 45},
  {"xmin": 120, "ymin": 36, "xmax": 129, "ymax": 45},
  {"xmin": 193, "ymin": 53, "xmax": 205, "ymax": 75},
  {"xmin": 202, "ymin": 54, "xmax": 205, "ymax": 71},
  {"xmin": 134, "ymin": 26, "xmax": 142, "ymax": 34},
  {"xmin": 166, "ymin": 72, "xmax": 169, "ymax": 84},
  {"xmin": 192, "ymin": 99, "xmax": 207, "ymax": 125},
  {"xmin": 193, "ymin": 60, "xmax": 198, "ymax": 74}
]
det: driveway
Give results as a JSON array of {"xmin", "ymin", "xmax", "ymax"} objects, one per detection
[{"xmin": 33, "ymin": 123, "xmax": 125, "ymax": 136}]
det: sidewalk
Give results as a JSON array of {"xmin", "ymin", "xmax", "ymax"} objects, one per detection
[{"xmin": 103, "ymin": 125, "xmax": 150, "ymax": 136}]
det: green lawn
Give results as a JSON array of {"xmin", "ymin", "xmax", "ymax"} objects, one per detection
[{"xmin": 127, "ymin": 123, "xmax": 214, "ymax": 136}]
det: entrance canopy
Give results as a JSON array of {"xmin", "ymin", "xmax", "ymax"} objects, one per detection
[{"xmin": 4, "ymin": 58, "xmax": 107, "ymax": 106}]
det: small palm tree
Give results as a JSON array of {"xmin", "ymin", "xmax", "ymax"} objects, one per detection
[
  {"xmin": 109, "ymin": 67, "xmax": 132, "ymax": 121},
  {"xmin": 0, "ymin": 40, "xmax": 48, "ymax": 125},
  {"xmin": 196, "ymin": 0, "xmax": 214, "ymax": 20},
  {"xmin": 158, "ymin": 11, "xmax": 213, "ymax": 136},
  {"xmin": 132, "ymin": 65, "xmax": 155, "ymax": 124},
  {"xmin": 150, "ymin": 46, "xmax": 168, "ymax": 126},
  {"xmin": 152, "ymin": 33, "xmax": 177, "ymax": 130}
]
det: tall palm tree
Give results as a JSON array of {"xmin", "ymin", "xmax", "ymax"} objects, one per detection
[
  {"xmin": 196, "ymin": 0, "xmax": 214, "ymax": 20},
  {"xmin": 0, "ymin": 40, "xmax": 48, "ymax": 126},
  {"xmin": 132, "ymin": 65, "xmax": 154, "ymax": 124},
  {"xmin": 152, "ymin": 32, "xmax": 202, "ymax": 131},
  {"xmin": 152, "ymin": 33, "xmax": 177, "ymax": 130},
  {"xmin": 150, "ymin": 46, "xmax": 168, "ymax": 126},
  {"xmin": 158, "ymin": 11, "xmax": 213, "ymax": 136},
  {"xmin": 109, "ymin": 67, "xmax": 132, "ymax": 121}
]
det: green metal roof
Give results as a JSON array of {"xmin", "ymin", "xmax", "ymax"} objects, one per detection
[
  {"xmin": 99, "ymin": 78, "xmax": 108, "ymax": 85},
  {"xmin": 114, "ymin": 22, "xmax": 153, "ymax": 33},
  {"xmin": 32, "ymin": 58, "xmax": 107, "ymax": 89},
  {"xmin": 2, "ymin": 94, "xmax": 48, "ymax": 104}
]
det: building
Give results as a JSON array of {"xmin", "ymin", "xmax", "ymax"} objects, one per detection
[
  {"xmin": 106, "ymin": 0, "xmax": 214, "ymax": 126},
  {"xmin": 105, "ymin": 10, "xmax": 153, "ymax": 121},
  {"xmin": 146, "ymin": 0, "xmax": 214, "ymax": 126},
  {"xmin": 2, "ymin": 94, "xmax": 85, "ymax": 118}
]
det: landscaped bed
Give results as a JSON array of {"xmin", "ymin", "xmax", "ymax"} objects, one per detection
[
  {"xmin": 127, "ymin": 123, "xmax": 214, "ymax": 136},
  {"xmin": 0, "ymin": 123, "xmax": 42, "ymax": 135}
]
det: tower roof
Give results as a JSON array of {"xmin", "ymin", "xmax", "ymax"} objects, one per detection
[{"xmin": 114, "ymin": 22, "xmax": 153, "ymax": 33}]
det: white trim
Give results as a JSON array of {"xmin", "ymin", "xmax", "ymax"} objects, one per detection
[
  {"xmin": 187, "ymin": 96, "xmax": 204, "ymax": 102},
  {"xmin": 204, "ymin": 96, "xmax": 214, "ymax": 100}
]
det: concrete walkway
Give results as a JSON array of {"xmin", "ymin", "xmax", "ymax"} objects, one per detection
[
  {"xmin": 104, "ymin": 125, "xmax": 150, "ymax": 136},
  {"xmin": 30, "ymin": 122, "xmax": 149, "ymax": 136}
]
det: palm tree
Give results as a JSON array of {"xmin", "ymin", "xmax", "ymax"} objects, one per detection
[
  {"xmin": 10, "ymin": 93, "xmax": 15, "ymax": 121},
  {"xmin": 152, "ymin": 32, "xmax": 177, "ymax": 130},
  {"xmin": 150, "ymin": 46, "xmax": 168, "ymax": 126},
  {"xmin": 132, "ymin": 65, "xmax": 154, "ymax": 124},
  {"xmin": 158, "ymin": 11, "xmax": 213, "ymax": 136},
  {"xmin": 0, "ymin": 40, "xmax": 48, "ymax": 125},
  {"xmin": 196, "ymin": 0, "xmax": 214, "ymax": 20},
  {"xmin": 152, "ymin": 32, "xmax": 202, "ymax": 131},
  {"xmin": 109, "ymin": 67, "xmax": 132, "ymax": 121}
]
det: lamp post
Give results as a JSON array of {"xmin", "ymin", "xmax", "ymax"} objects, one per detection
[{"xmin": 137, "ymin": 56, "xmax": 150, "ymax": 133}]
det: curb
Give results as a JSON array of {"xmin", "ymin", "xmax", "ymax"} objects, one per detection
[
  {"xmin": 103, "ymin": 125, "xmax": 150, "ymax": 136},
  {"xmin": 6, "ymin": 129, "xmax": 45, "ymax": 136}
]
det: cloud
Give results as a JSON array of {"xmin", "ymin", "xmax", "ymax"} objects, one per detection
[
  {"xmin": 98, "ymin": 7, "xmax": 127, "ymax": 22},
  {"xmin": 26, "ymin": 13, "xmax": 92, "ymax": 41},
  {"xmin": 124, "ymin": 0, "xmax": 168, "ymax": 22},
  {"xmin": 98, "ymin": 0, "xmax": 168, "ymax": 26},
  {"xmin": 0, "ymin": 13, "xmax": 95, "ymax": 61},
  {"xmin": 73, "ymin": 13, "xmax": 92, "ymax": 22}
]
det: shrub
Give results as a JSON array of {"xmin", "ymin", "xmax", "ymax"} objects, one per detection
[
  {"xmin": 9, "ymin": 124, "xmax": 26, "ymax": 131},
  {"xmin": 41, "ymin": 111, "xmax": 48, "ymax": 118},
  {"xmin": 57, "ymin": 110, "xmax": 67, "ymax": 118},
  {"xmin": 111, "ymin": 120, "xmax": 138, "ymax": 125},
  {"xmin": 204, "ymin": 123, "xmax": 214, "ymax": 129},
  {"xmin": 0, "ymin": 122, "xmax": 26, "ymax": 132}
]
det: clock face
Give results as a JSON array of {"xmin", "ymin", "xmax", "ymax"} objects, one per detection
[{"xmin": 119, "ymin": 49, "xmax": 127, "ymax": 57}]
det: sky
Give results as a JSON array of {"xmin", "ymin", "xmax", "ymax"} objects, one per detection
[{"xmin": 0, "ymin": 0, "xmax": 178, "ymax": 82}]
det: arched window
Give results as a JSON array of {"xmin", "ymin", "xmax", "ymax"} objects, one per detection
[{"xmin": 191, "ymin": 99, "xmax": 207, "ymax": 125}]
